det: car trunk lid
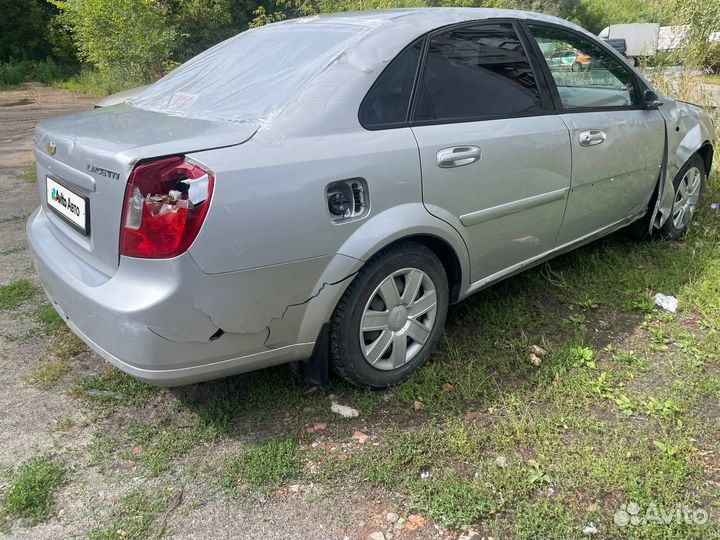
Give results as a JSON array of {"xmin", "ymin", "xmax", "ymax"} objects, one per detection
[{"xmin": 34, "ymin": 104, "xmax": 257, "ymax": 276}]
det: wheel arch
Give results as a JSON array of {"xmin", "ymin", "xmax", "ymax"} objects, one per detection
[
  {"xmin": 697, "ymin": 142, "xmax": 714, "ymax": 176},
  {"xmin": 334, "ymin": 203, "xmax": 471, "ymax": 303}
]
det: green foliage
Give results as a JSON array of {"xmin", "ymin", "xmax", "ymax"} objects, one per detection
[
  {"xmin": 579, "ymin": 0, "xmax": 658, "ymax": 34},
  {"xmin": 220, "ymin": 437, "xmax": 299, "ymax": 492},
  {"xmin": 0, "ymin": 59, "xmax": 77, "ymax": 90},
  {"xmin": 51, "ymin": 0, "xmax": 178, "ymax": 83},
  {"xmin": 569, "ymin": 345, "xmax": 596, "ymax": 368},
  {"xmin": 72, "ymin": 367, "xmax": 159, "ymax": 407},
  {"xmin": 0, "ymin": 280, "xmax": 37, "ymax": 310},
  {"xmin": 1, "ymin": 455, "xmax": 67, "ymax": 521},
  {"xmin": 87, "ymin": 489, "xmax": 171, "ymax": 540},
  {"xmin": 0, "ymin": 0, "xmax": 70, "ymax": 62},
  {"xmin": 165, "ymin": 0, "xmax": 239, "ymax": 61}
]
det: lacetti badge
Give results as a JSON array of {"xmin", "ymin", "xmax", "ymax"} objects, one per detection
[{"xmin": 87, "ymin": 164, "xmax": 120, "ymax": 180}]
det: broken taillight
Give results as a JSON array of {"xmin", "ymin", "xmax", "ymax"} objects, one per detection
[{"xmin": 119, "ymin": 156, "xmax": 214, "ymax": 258}]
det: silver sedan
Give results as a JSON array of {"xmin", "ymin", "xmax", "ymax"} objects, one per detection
[{"xmin": 28, "ymin": 8, "xmax": 715, "ymax": 388}]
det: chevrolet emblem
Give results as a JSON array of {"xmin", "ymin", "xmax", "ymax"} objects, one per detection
[{"xmin": 47, "ymin": 141, "xmax": 57, "ymax": 156}]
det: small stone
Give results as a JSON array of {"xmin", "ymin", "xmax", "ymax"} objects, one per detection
[
  {"xmin": 306, "ymin": 422, "xmax": 328, "ymax": 433},
  {"xmin": 529, "ymin": 353, "xmax": 542, "ymax": 367},
  {"xmin": 457, "ymin": 530, "xmax": 482, "ymax": 540},
  {"xmin": 386, "ymin": 512, "xmax": 399, "ymax": 523},
  {"xmin": 368, "ymin": 532, "xmax": 385, "ymax": 540},
  {"xmin": 131, "ymin": 446, "xmax": 143, "ymax": 456},
  {"xmin": 495, "ymin": 455, "xmax": 508, "ymax": 468},
  {"xmin": 582, "ymin": 522, "xmax": 598, "ymax": 535},
  {"xmin": 352, "ymin": 431, "xmax": 369, "ymax": 444},
  {"xmin": 413, "ymin": 400, "xmax": 424, "ymax": 411},
  {"xmin": 530, "ymin": 344, "xmax": 547, "ymax": 357},
  {"xmin": 442, "ymin": 382, "xmax": 454, "ymax": 392},
  {"xmin": 420, "ymin": 470, "xmax": 430, "ymax": 479},
  {"xmin": 331, "ymin": 402, "xmax": 359, "ymax": 418},
  {"xmin": 394, "ymin": 521, "xmax": 405, "ymax": 531},
  {"xmin": 289, "ymin": 484, "xmax": 300, "ymax": 493}
]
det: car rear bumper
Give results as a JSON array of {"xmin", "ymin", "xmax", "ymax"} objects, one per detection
[{"xmin": 26, "ymin": 206, "xmax": 332, "ymax": 386}]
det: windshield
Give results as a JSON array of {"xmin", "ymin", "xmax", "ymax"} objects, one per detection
[{"xmin": 130, "ymin": 22, "xmax": 369, "ymax": 124}]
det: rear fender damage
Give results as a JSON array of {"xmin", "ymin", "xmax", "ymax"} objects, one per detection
[{"xmin": 148, "ymin": 254, "xmax": 361, "ymax": 358}]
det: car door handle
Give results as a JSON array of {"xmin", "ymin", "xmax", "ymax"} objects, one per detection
[
  {"xmin": 437, "ymin": 146, "xmax": 481, "ymax": 168},
  {"xmin": 578, "ymin": 130, "xmax": 607, "ymax": 147}
]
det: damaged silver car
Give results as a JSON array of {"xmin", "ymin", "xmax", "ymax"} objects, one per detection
[{"xmin": 28, "ymin": 8, "xmax": 715, "ymax": 388}]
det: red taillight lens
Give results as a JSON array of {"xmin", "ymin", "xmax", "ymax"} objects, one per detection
[{"xmin": 120, "ymin": 157, "xmax": 214, "ymax": 258}]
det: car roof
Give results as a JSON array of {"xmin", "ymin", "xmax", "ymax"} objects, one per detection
[{"xmin": 274, "ymin": 7, "xmax": 584, "ymax": 34}]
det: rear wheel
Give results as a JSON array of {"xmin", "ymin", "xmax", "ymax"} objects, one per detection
[
  {"xmin": 330, "ymin": 242, "xmax": 449, "ymax": 388},
  {"xmin": 661, "ymin": 154, "xmax": 705, "ymax": 239}
]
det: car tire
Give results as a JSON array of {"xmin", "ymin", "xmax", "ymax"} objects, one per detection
[
  {"xmin": 661, "ymin": 154, "xmax": 706, "ymax": 240},
  {"xmin": 330, "ymin": 241, "xmax": 449, "ymax": 389}
]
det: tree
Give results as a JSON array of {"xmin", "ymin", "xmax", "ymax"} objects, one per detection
[
  {"xmin": 51, "ymin": 0, "xmax": 177, "ymax": 82},
  {"xmin": 0, "ymin": 0, "xmax": 61, "ymax": 61}
]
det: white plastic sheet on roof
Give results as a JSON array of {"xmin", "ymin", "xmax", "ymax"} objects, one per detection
[{"xmin": 130, "ymin": 21, "xmax": 375, "ymax": 124}]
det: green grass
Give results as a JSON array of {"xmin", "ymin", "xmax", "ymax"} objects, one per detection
[
  {"xmin": 220, "ymin": 437, "xmax": 299, "ymax": 493},
  {"xmin": 0, "ymin": 59, "xmax": 141, "ymax": 96},
  {"xmin": 1, "ymin": 455, "xmax": 67, "ymax": 521},
  {"xmin": 33, "ymin": 303, "xmax": 65, "ymax": 333},
  {"xmin": 282, "ymin": 170, "xmax": 720, "ymax": 537},
  {"xmin": 55, "ymin": 168, "xmax": 719, "ymax": 537},
  {"xmin": 24, "ymin": 360, "xmax": 71, "ymax": 388},
  {"xmin": 125, "ymin": 417, "xmax": 217, "ymax": 476},
  {"xmin": 71, "ymin": 367, "xmax": 159, "ymax": 408},
  {"xmin": 87, "ymin": 489, "xmax": 172, "ymax": 540},
  {"xmin": 696, "ymin": 73, "xmax": 720, "ymax": 85},
  {"xmin": 54, "ymin": 68, "xmax": 140, "ymax": 97},
  {"xmin": 18, "ymin": 169, "xmax": 37, "ymax": 184},
  {"xmin": 0, "ymin": 280, "xmax": 37, "ymax": 310},
  {"xmin": 0, "ymin": 59, "xmax": 78, "ymax": 91}
]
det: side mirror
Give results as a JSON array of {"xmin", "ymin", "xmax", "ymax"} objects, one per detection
[{"xmin": 643, "ymin": 89, "xmax": 663, "ymax": 110}]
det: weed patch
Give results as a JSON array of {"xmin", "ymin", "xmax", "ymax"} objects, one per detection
[
  {"xmin": 87, "ymin": 489, "xmax": 172, "ymax": 540},
  {"xmin": 1, "ymin": 455, "xmax": 66, "ymax": 521},
  {"xmin": 0, "ymin": 280, "xmax": 37, "ymax": 310},
  {"xmin": 220, "ymin": 437, "xmax": 299, "ymax": 492}
]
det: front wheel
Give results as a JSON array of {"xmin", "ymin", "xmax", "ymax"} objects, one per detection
[
  {"xmin": 330, "ymin": 242, "xmax": 449, "ymax": 388},
  {"xmin": 661, "ymin": 154, "xmax": 706, "ymax": 239}
]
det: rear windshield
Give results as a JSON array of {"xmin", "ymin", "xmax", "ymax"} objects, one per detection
[{"xmin": 130, "ymin": 22, "xmax": 369, "ymax": 124}]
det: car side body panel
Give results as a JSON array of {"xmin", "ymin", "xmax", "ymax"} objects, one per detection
[
  {"xmin": 187, "ymin": 127, "xmax": 426, "ymax": 273},
  {"xmin": 653, "ymin": 98, "xmax": 716, "ymax": 227},
  {"xmin": 555, "ymin": 109, "xmax": 665, "ymax": 245}
]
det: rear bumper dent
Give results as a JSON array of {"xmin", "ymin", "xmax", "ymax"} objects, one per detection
[{"xmin": 26, "ymin": 206, "xmax": 331, "ymax": 385}]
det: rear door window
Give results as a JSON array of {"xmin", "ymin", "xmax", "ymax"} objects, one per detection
[
  {"xmin": 359, "ymin": 38, "xmax": 424, "ymax": 129},
  {"xmin": 412, "ymin": 23, "xmax": 543, "ymax": 123}
]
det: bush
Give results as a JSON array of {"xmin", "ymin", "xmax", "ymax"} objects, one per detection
[
  {"xmin": 0, "ymin": 59, "xmax": 78, "ymax": 90},
  {"xmin": 51, "ymin": 0, "xmax": 177, "ymax": 84}
]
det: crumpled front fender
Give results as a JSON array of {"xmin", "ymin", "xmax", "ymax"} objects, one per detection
[{"xmin": 653, "ymin": 99, "xmax": 716, "ymax": 229}]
